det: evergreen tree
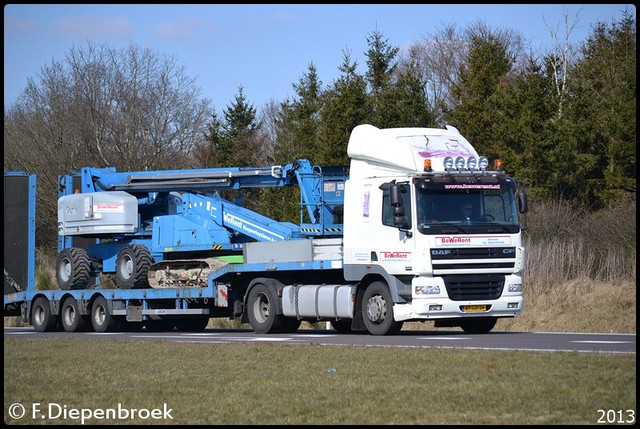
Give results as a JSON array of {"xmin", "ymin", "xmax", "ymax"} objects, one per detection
[
  {"xmin": 318, "ymin": 50, "xmax": 369, "ymax": 167},
  {"xmin": 563, "ymin": 12, "xmax": 636, "ymax": 207},
  {"xmin": 445, "ymin": 31, "xmax": 514, "ymax": 159}
]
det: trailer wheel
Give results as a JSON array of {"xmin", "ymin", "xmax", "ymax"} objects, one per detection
[
  {"xmin": 31, "ymin": 297, "xmax": 58, "ymax": 332},
  {"xmin": 56, "ymin": 248, "xmax": 90, "ymax": 290},
  {"xmin": 362, "ymin": 281, "xmax": 404, "ymax": 336},
  {"xmin": 60, "ymin": 297, "xmax": 89, "ymax": 332},
  {"xmin": 115, "ymin": 244, "xmax": 152, "ymax": 289},
  {"xmin": 460, "ymin": 318, "xmax": 497, "ymax": 334},
  {"xmin": 247, "ymin": 283, "xmax": 289, "ymax": 334},
  {"xmin": 91, "ymin": 296, "xmax": 118, "ymax": 333}
]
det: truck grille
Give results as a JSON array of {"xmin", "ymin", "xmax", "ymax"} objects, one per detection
[{"xmin": 443, "ymin": 274, "xmax": 504, "ymax": 301}]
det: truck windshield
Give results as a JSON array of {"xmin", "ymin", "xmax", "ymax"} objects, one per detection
[{"xmin": 415, "ymin": 177, "xmax": 521, "ymax": 235}]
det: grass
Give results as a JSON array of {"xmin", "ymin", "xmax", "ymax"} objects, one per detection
[{"xmin": 3, "ymin": 338, "xmax": 636, "ymax": 425}]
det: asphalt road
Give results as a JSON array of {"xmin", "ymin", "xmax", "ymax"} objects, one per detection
[{"xmin": 4, "ymin": 327, "xmax": 636, "ymax": 354}]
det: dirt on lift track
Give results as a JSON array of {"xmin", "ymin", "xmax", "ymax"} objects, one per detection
[{"xmin": 147, "ymin": 258, "xmax": 229, "ymax": 288}]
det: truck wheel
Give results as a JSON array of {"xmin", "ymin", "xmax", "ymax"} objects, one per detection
[
  {"xmin": 115, "ymin": 244, "xmax": 152, "ymax": 289},
  {"xmin": 362, "ymin": 281, "xmax": 404, "ymax": 336},
  {"xmin": 60, "ymin": 297, "xmax": 89, "ymax": 332},
  {"xmin": 56, "ymin": 248, "xmax": 90, "ymax": 290},
  {"xmin": 31, "ymin": 296, "xmax": 58, "ymax": 332},
  {"xmin": 91, "ymin": 296, "xmax": 118, "ymax": 333},
  {"xmin": 247, "ymin": 283, "xmax": 289, "ymax": 334},
  {"xmin": 460, "ymin": 318, "xmax": 497, "ymax": 334}
]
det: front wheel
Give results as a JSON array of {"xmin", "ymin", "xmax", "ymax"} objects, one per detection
[{"xmin": 361, "ymin": 281, "xmax": 404, "ymax": 336}]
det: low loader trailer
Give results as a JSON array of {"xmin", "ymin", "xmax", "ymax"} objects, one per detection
[{"xmin": 4, "ymin": 124, "xmax": 528, "ymax": 335}]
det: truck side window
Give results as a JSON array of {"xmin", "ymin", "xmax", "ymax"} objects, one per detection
[{"xmin": 382, "ymin": 184, "xmax": 411, "ymax": 228}]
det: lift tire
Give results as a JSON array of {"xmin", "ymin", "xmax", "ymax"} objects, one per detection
[
  {"xmin": 56, "ymin": 248, "xmax": 91, "ymax": 290},
  {"xmin": 115, "ymin": 244, "xmax": 152, "ymax": 289},
  {"xmin": 91, "ymin": 296, "xmax": 119, "ymax": 333},
  {"xmin": 31, "ymin": 296, "xmax": 58, "ymax": 332},
  {"xmin": 60, "ymin": 297, "xmax": 89, "ymax": 332},
  {"xmin": 361, "ymin": 281, "xmax": 404, "ymax": 336}
]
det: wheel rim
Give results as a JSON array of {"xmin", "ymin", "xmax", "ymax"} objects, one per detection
[
  {"xmin": 366, "ymin": 295, "xmax": 386, "ymax": 324},
  {"xmin": 59, "ymin": 258, "xmax": 71, "ymax": 282},
  {"xmin": 120, "ymin": 255, "xmax": 133, "ymax": 280},
  {"xmin": 94, "ymin": 304, "xmax": 107, "ymax": 326},
  {"xmin": 252, "ymin": 293, "xmax": 269, "ymax": 324},
  {"xmin": 63, "ymin": 305, "xmax": 76, "ymax": 327},
  {"xmin": 34, "ymin": 306, "xmax": 45, "ymax": 326}
]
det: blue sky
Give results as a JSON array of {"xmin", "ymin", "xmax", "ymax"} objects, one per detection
[{"xmin": 4, "ymin": 4, "xmax": 635, "ymax": 112}]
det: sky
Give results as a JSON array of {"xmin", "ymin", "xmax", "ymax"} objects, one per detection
[{"xmin": 4, "ymin": 4, "xmax": 635, "ymax": 112}]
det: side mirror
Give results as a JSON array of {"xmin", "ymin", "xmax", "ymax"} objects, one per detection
[{"xmin": 518, "ymin": 192, "xmax": 528, "ymax": 214}]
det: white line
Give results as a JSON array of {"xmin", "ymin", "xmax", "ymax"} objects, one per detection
[
  {"xmin": 572, "ymin": 340, "xmax": 633, "ymax": 344},
  {"xmin": 417, "ymin": 337, "xmax": 472, "ymax": 341}
]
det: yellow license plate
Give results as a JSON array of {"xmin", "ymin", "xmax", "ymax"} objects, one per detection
[{"xmin": 463, "ymin": 305, "xmax": 487, "ymax": 312}]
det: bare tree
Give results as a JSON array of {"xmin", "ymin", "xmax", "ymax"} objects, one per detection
[
  {"xmin": 544, "ymin": 5, "xmax": 584, "ymax": 118},
  {"xmin": 4, "ymin": 41, "xmax": 213, "ymax": 247}
]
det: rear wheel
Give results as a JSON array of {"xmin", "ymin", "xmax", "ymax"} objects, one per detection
[
  {"xmin": 31, "ymin": 296, "xmax": 57, "ymax": 332},
  {"xmin": 91, "ymin": 296, "xmax": 119, "ymax": 333},
  {"xmin": 56, "ymin": 248, "xmax": 90, "ymax": 290},
  {"xmin": 460, "ymin": 318, "xmax": 497, "ymax": 334},
  {"xmin": 116, "ymin": 244, "xmax": 152, "ymax": 289},
  {"xmin": 246, "ymin": 283, "xmax": 290, "ymax": 334},
  {"xmin": 60, "ymin": 297, "xmax": 89, "ymax": 332},
  {"xmin": 362, "ymin": 281, "xmax": 404, "ymax": 336}
]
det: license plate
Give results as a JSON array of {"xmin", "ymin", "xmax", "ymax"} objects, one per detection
[{"xmin": 463, "ymin": 305, "xmax": 487, "ymax": 312}]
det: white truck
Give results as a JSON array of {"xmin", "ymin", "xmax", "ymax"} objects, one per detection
[{"xmin": 4, "ymin": 124, "xmax": 527, "ymax": 335}]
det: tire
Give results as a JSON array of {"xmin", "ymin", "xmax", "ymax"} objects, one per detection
[
  {"xmin": 246, "ymin": 283, "xmax": 289, "ymax": 334},
  {"xmin": 60, "ymin": 297, "xmax": 89, "ymax": 332},
  {"xmin": 175, "ymin": 316, "xmax": 210, "ymax": 332},
  {"xmin": 330, "ymin": 320, "xmax": 353, "ymax": 333},
  {"xmin": 31, "ymin": 296, "xmax": 58, "ymax": 332},
  {"xmin": 361, "ymin": 281, "xmax": 404, "ymax": 336},
  {"xmin": 91, "ymin": 296, "xmax": 119, "ymax": 333},
  {"xmin": 460, "ymin": 318, "xmax": 497, "ymax": 334},
  {"xmin": 115, "ymin": 244, "xmax": 152, "ymax": 289},
  {"xmin": 56, "ymin": 248, "xmax": 90, "ymax": 290}
]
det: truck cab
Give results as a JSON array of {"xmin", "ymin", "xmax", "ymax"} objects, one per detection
[{"xmin": 342, "ymin": 124, "xmax": 527, "ymax": 334}]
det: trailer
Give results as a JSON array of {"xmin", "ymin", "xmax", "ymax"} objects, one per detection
[{"xmin": 4, "ymin": 124, "xmax": 528, "ymax": 335}]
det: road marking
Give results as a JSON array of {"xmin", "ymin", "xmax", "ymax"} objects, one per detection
[{"xmin": 572, "ymin": 340, "xmax": 633, "ymax": 344}]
